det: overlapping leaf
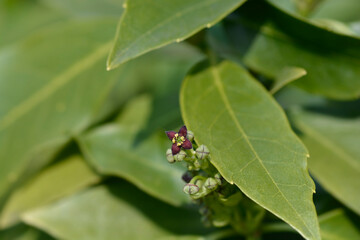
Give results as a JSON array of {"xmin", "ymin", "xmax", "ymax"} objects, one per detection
[
  {"xmin": 210, "ymin": 1, "xmax": 360, "ymax": 100},
  {"xmin": 107, "ymin": 0, "xmax": 246, "ymax": 69},
  {"xmin": 78, "ymin": 95, "xmax": 189, "ymax": 206},
  {"xmin": 319, "ymin": 209, "xmax": 360, "ymax": 240},
  {"xmin": 292, "ymin": 109, "xmax": 360, "ymax": 215},
  {"xmin": 0, "ymin": 19, "xmax": 123, "ymax": 200},
  {"xmin": 23, "ymin": 181, "xmax": 207, "ymax": 240},
  {"xmin": 0, "ymin": 155, "xmax": 99, "ymax": 228},
  {"xmin": 270, "ymin": 67, "xmax": 307, "ymax": 94},
  {"xmin": 181, "ymin": 60, "xmax": 320, "ymax": 240}
]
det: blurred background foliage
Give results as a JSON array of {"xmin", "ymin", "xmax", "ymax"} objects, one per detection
[{"xmin": 0, "ymin": 0, "xmax": 359, "ymax": 239}]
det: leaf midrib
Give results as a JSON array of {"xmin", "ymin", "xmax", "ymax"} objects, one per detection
[
  {"xmin": 210, "ymin": 63, "xmax": 316, "ymax": 239},
  {"xmin": 0, "ymin": 41, "xmax": 112, "ymax": 132}
]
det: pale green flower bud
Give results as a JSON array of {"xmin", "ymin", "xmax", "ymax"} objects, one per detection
[
  {"xmin": 204, "ymin": 177, "xmax": 218, "ymax": 190},
  {"xmin": 183, "ymin": 184, "xmax": 199, "ymax": 195},
  {"xmin": 214, "ymin": 173, "xmax": 222, "ymax": 185},
  {"xmin": 166, "ymin": 149, "xmax": 175, "ymax": 163},
  {"xmin": 196, "ymin": 145, "xmax": 210, "ymax": 160},
  {"xmin": 174, "ymin": 150, "xmax": 186, "ymax": 162},
  {"xmin": 187, "ymin": 130, "xmax": 194, "ymax": 142}
]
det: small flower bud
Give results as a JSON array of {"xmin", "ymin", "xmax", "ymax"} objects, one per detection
[
  {"xmin": 187, "ymin": 130, "xmax": 194, "ymax": 142},
  {"xmin": 214, "ymin": 173, "xmax": 222, "ymax": 185},
  {"xmin": 183, "ymin": 184, "xmax": 199, "ymax": 195},
  {"xmin": 166, "ymin": 149, "xmax": 175, "ymax": 163},
  {"xmin": 196, "ymin": 145, "xmax": 210, "ymax": 160},
  {"xmin": 174, "ymin": 150, "xmax": 186, "ymax": 162},
  {"xmin": 204, "ymin": 177, "xmax": 218, "ymax": 190}
]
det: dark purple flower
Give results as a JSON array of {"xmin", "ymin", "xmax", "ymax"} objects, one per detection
[{"xmin": 166, "ymin": 125, "xmax": 193, "ymax": 155}]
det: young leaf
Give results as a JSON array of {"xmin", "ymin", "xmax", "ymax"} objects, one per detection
[
  {"xmin": 270, "ymin": 67, "xmax": 307, "ymax": 94},
  {"xmin": 291, "ymin": 109, "xmax": 360, "ymax": 215},
  {"xmin": 107, "ymin": 0, "xmax": 246, "ymax": 69},
  {"xmin": 78, "ymin": 96, "xmax": 189, "ymax": 206},
  {"xmin": 181, "ymin": 60, "xmax": 320, "ymax": 240},
  {"xmin": 23, "ymin": 181, "xmax": 207, "ymax": 240},
  {"xmin": 0, "ymin": 155, "xmax": 99, "ymax": 228}
]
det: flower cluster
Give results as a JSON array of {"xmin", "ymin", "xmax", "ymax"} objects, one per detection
[
  {"xmin": 165, "ymin": 125, "xmax": 266, "ymax": 233},
  {"xmin": 165, "ymin": 126, "xmax": 244, "ymax": 227}
]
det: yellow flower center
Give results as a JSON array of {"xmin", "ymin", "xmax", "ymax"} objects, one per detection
[{"xmin": 172, "ymin": 133, "xmax": 185, "ymax": 146}]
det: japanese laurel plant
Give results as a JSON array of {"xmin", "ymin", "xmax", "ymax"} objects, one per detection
[{"xmin": 0, "ymin": 0, "xmax": 359, "ymax": 240}]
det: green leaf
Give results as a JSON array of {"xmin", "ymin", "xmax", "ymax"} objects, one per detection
[
  {"xmin": 0, "ymin": 0, "xmax": 64, "ymax": 48},
  {"xmin": 181, "ymin": 60, "xmax": 320, "ymax": 240},
  {"xmin": 309, "ymin": 0, "xmax": 360, "ymax": 23},
  {"xmin": 107, "ymin": 0, "xmax": 246, "ymax": 69},
  {"xmin": 0, "ymin": 19, "xmax": 124, "ymax": 200},
  {"xmin": 40, "ymin": 0, "xmax": 125, "ymax": 18},
  {"xmin": 291, "ymin": 109, "xmax": 360, "ymax": 215},
  {"xmin": 0, "ymin": 223, "xmax": 54, "ymax": 240},
  {"xmin": 23, "ymin": 181, "xmax": 207, "ymax": 240},
  {"xmin": 0, "ymin": 155, "xmax": 99, "ymax": 228},
  {"xmin": 320, "ymin": 209, "xmax": 360, "ymax": 240},
  {"xmin": 270, "ymin": 67, "xmax": 307, "ymax": 94},
  {"xmin": 263, "ymin": 209, "xmax": 360, "ymax": 239},
  {"xmin": 78, "ymin": 95, "xmax": 189, "ymax": 206},
  {"xmin": 227, "ymin": 1, "xmax": 360, "ymax": 100},
  {"xmin": 243, "ymin": 22, "xmax": 360, "ymax": 99}
]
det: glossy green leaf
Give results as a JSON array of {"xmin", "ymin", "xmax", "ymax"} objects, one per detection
[
  {"xmin": 78, "ymin": 95, "xmax": 189, "ymax": 206},
  {"xmin": 0, "ymin": 155, "xmax": 99, "ymax": 228},
  {"xmin": 181, "ymin": 60, "xmax": 320, "ymax": 240},
  {"xmin": 319, "ymin": 209, "xmax": 360, "ymax": 240},
  {"xmin": 23, "ymin": 181, "xmax": 207, "ymax": 240},
  {"xmin": 291, "ymin": 109, "xmax": 360, "ymax": 215},
  {"xmin": 270, "ymin": 67, "xmax": 307, "ymax": 94},
  {"xmin": 41, "ymin": 0, "xmax": 125, "ymax": 18},
  {"xmin": 107, "ymin": 0, "xmax": 246, "ymax": 69},
  {"xmin": 0, "ymin": 19, "xmax": 124, "ymax": 200}
]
